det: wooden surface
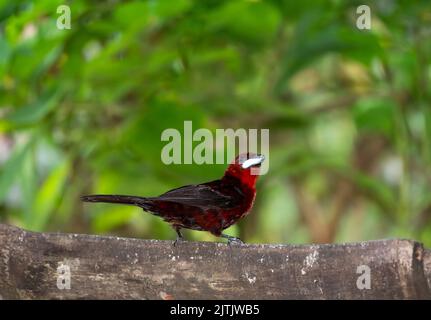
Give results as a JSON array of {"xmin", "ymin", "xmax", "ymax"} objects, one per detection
[{"xmin": 0, "ymin": 223, "xmax": 430, "ymax": 299}]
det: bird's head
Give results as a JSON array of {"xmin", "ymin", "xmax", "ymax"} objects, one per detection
[{"xmin": 224, "ymin": 153, "xmax": 265, "ymax": 189}]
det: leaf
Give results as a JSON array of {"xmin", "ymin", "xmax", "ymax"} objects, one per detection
[
  {"xmin": 0, "ymin": 36, "xmax": 11, "ymax": 65},
  {"xmin": 0, "ymin": 36, "xmax": 11, "ymax": 78},
  {"xmin": 113, "ymin": 1, "xmax": 150, "ymax": 30},
  {"xmin": 148, "ymin": 0, "xmax": 192, "ymax": 19},
  {"xmin": 0, "ymin": 139, "xmax": 33, "ymax": 203},
  {"xmin": 277, "ymin": 13, "xmax": 382, "ymax": 90},
  {"xmin": 29, "ymin": 159, "xmax": 70, "ymax": 231},
  {"xmin": 19, "ymin": 144, "xmax": 37, "ymax": 225},
  {"xmin": 207, "ymin": 1, "xmax": 281, "ymax": 44},
  {"xmin": 32, "ymin": 44, "xmax": 63, "ymax": 80},
  {"xmin": 92, "ymin": 206, "xmax": 138, "ymax": 233},
  {"xmin": 349, "ymin": 170, "xmax": 397, "ymax": 219},
  {"xmin": 0, "ymin": 87, "xmax": 62, "ymax": 130},
  {"xmin": 353, "ymin": 98, "xmax": 397, "ymax": 137}
]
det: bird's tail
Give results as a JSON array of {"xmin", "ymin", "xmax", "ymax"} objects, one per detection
[{"xmin": 81, "ymin": 194, "xmax": 151, "ymax": 209}]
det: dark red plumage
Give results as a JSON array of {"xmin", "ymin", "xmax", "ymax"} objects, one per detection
[{"xmin": 81, "ymin": 153, "xmax": 265, "ymax": 243}]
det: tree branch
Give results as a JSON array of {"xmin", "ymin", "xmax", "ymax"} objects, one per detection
[{"xmin": 0, "ymin": 223, "xmax": 430, "ymax": 299}]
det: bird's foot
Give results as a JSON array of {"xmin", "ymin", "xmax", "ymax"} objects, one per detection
[
  {"xmin": 172, "ymin": 226, "xmax": 185, "ymax": 247},
  {"xmin": 221, "ymin": 234, "xmax": 244, "ymax": 245},
  {"xmin": 173, "ymin": 238, "xmax": 185, "ymax": 247}
]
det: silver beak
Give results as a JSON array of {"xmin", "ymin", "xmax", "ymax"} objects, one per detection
[{"xmin": 241, "ymin": 154, "xmax": 265, "ymax": 169}]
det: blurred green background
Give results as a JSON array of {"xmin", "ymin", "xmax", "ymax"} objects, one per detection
[{"xmin": 0, "ymin": 0, "xmax": 430, "ymax": 245}]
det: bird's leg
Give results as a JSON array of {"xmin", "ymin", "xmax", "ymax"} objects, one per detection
[
  {"xmin": 173, "ymin": 226, "xmax": 184, "ymax": 246},
  {"xmin": 221, "ymin": 233, "xmax": 244, "ymax": 245}
]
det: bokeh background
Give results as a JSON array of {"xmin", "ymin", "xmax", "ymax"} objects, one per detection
[{"xmin": 1, "ymin": 0, "xmax": 430, "ymax": 246}]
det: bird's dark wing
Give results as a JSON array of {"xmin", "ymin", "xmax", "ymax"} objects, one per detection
[{"xmin": 153, "ymin": 182, "xmax": 238, "ymax": 209}]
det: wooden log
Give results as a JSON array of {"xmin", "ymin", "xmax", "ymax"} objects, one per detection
[{"xmin": 0, "ymin": 223, "xmax": 430, "ymax": 299}]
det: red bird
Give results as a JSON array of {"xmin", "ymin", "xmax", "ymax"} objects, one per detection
[{"xmin": 81, "ymin": 153, "xmax": 265, "ymax": 244}]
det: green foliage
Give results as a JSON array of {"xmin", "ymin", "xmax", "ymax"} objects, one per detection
[{"xmin": 0, "ymin": 0, "xmax": 430, "ymax": 245}]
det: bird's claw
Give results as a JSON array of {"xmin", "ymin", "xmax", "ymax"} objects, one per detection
[
  {"xmin": 173, "ymin": 237, "xmax": 185, "ymax": 247},
  {"xmin": 172, "ymin": 227, "xmax": 185, "ymax": 247},
  {"xmin": 221, "ymin": 234, "xmax": 244, "ymax": 245},
  {"xmin": 228, "ymin": 237, "xmax": 244, "ymax": 245},
  {"xmin": 173, "ymin": 239, "xmax": 180, "ymax": 247}
]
